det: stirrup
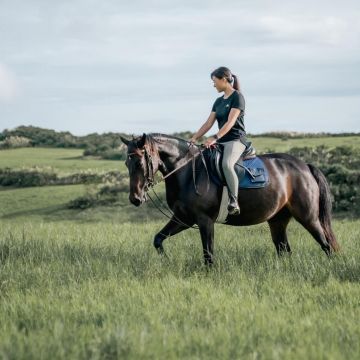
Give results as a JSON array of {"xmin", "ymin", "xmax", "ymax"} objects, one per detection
[
  {"xmin": 228, "ymin": 204, "xmax": 240, "ymax": 215},
  {"xmin": 227, "ymin": 192, "xmax": 240, "ymax": 215}
]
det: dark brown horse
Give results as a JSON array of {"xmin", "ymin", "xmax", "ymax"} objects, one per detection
[{"xmin": 120, "ymin": 133, "xmax": 339, "ymax": 265}]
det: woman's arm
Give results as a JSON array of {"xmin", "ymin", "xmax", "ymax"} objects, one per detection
[
  {"xmin": 190, "ymin": 112, "xmax": 216, "ymax": 142},
  {"xmin": 204, "ymin": 108, "xmax": 241, "ymax": 148},
  {"xmin": 216, "ymin": 108, "xmax": 241, "ymax": 139}
]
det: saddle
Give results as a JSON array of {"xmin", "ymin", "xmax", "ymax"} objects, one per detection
[{"xmin": 205, "ymin": 141, "xmax": 269, "ymax": 189}]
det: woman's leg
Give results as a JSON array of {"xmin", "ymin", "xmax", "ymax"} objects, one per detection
[{"xmin": 221, "ymin": 141, "xmax": 246, "ymax": 212}]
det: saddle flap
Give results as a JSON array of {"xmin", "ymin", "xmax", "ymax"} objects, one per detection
[
  {"xmin": 248, "ymin": 169, "xmax": 266, "ymax": 183},
  {"xmin": 248, "ymin": 167, "xmax": 265, "ymax": 178}
]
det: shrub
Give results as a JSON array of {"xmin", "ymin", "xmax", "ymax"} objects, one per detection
[
  {"xmin": 67, "ymin": 173, "xmax": 129, "ymax": 209},
  {"xmin": 287, "ymin": 146, "xmax": 360, "ymax": 215},
  {"xmin": 0, "ymin": 168, "xmax": 57, "ymax": 186},
  {"xmin": 0, "ymin": 168, "xmax": 125, "ymax": 188},
  {"xmin": 0, "ymin": 136, "xmax": 32, "ymax": 149},
  {"xmin": 82, "ymin": 144, "xmax": 127, "ymax": 160}
]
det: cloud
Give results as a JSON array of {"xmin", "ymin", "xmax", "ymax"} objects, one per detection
[
  {"xmin": 0, "ymin": 63, "xmax": 19, "ymax": 102},
  {"xmin": 0, "ymin": 0, "xmax": 359, "ymax": 134},
  {"xmin": 258, "ymin": 15, "xmax": 357, "ymax": 47}
]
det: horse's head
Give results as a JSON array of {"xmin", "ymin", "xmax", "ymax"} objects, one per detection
[{"xmin": 120, "ymin": 133, "xmax": 161, "ymax": 207}]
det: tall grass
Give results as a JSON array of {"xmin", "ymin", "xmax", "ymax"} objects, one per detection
[
  {"xmin": 0, "ymin": 220, "xmax": 359, "ymax": 359},
  {"xmin": 0, "ymin": 138, "xmax": 359, "ymax": 359}
]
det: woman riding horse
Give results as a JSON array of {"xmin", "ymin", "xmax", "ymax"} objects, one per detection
[
  {"xmin": 120, "ymin": 131, "xmax": 339, "ymax": 265},
  {"xmin": 120, "ymin": 68, "xmax": 340, "ymax": 265},
  {"xmin": 190, "ymin": 66, "xmax": 246, "ymax": 215}
]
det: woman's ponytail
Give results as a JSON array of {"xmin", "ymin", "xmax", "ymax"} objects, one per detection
[{"xmin": 232, "ymin": 74, "xmax": 240, "ymax": 91}]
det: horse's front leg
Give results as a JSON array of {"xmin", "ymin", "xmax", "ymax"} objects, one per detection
[
  {"xmin": 198, "ymin": 216, "xmax": 215, "ymax": 266},
  {"xmin": 153, "ymin": 215, "xmax": 193, "ymax": 255}
]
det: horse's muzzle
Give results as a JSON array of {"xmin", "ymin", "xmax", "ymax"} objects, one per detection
[{"xmin": 129, "ymin": 194, "xmax": 145, "ymax": 207}]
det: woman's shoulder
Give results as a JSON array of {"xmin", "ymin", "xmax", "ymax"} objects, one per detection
[
  {"xmin": 232, "ymin": 90, "xmax": 245, "ymax": 109},
  {"xmin": 235, "ymin": 90, "xmax": 245, "ymax": 101}
]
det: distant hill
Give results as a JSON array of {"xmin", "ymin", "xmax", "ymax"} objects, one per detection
[
  {"xmin": 0, "ymin": 125, "xmax": 128, "ymax": 149},
  {"xmin": 1, "ymin": 125, "xmax": 359, "ymax": 149}
]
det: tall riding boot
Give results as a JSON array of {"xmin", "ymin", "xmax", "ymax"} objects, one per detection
[{"xmin": 227, "ymin": 190, "xmax": 240, "ymax": 215}]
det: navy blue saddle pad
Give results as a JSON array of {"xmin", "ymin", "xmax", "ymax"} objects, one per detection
[
  {"xmin": 236, "ymin": 156, "xmax": 269, "ymax": 188},
  {"xmin": 206, "ymin": 149, "xmax": 270, "ymax": 189}
]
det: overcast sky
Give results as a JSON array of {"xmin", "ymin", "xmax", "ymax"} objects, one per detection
[{"xmin": 1, "ymin": 0, "xmax": 359, "ymax": 135}]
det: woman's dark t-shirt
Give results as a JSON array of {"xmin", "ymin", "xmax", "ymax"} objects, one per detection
[{"xmin": 211, "ymin": 90, "xmax": 246, "ymax": 143}]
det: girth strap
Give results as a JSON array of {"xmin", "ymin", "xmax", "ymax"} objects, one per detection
[{"xmin": 189, "ymin": 144, "xmax": 210, "ymax": 196}]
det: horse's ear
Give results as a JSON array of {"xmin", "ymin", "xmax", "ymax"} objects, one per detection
[
  {"xmin": 120, "ymin": 135, "xmax": 130, "ymax": 146},
  {"xmin": 137, "ymin": 133, "xmax": 146, "ymax": 148}
]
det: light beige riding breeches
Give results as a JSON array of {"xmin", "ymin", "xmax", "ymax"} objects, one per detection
[{"xmin": 221, "ymin": 140, "xmax": 246, "ymax": 198}]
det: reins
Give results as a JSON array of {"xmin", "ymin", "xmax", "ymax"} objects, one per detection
[{"xmin": 128, "ymin": 139, "xmax": 213, "ymax": 230}]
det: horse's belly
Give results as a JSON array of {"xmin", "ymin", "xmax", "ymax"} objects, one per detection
[{"xmin": 224, "ymin": 182, "xmax": 288, "ymax": 226}]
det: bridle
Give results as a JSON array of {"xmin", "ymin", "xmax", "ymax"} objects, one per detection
[
  {"xmin": 127, "ymin": 141, "xmax": 211, "ymax": 193},
  {"xmin": 127, "ymin": 146, "xmax": 157, "ymax": 191},
  {"xmin": 126, "ymin": 140, "xmax": 212, "ymax": 230}
]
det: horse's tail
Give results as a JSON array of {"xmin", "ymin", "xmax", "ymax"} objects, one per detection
[{"xmin": 307, "ymin": 163, "xmax": 340, "ymax": 252}]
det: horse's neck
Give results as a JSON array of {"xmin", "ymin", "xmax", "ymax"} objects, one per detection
[{"xmin": 152, "ymin": 135, "xmax": 190, "ymax": 175}]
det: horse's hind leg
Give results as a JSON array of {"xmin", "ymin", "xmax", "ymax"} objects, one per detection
[
  {"xmin": 268, "ymin": 207, "xmax": 292, "ymax": 256},
  {"xmin": 289, "ymin": 197, "xmax": 332, "ymax": 256},
  {"xmin": 299, "ymin": 219, "xmax": 332, "ymax": 256}
]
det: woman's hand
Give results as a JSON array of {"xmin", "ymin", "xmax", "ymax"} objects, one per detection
[{"xmin": 204, "ymin": 137, "xmax": 217, "ymax": 148}]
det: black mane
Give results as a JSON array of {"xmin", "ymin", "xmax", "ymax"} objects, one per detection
[{"xmin": 148, "ymin": 132, "xmax": 190, "ymax": 145}]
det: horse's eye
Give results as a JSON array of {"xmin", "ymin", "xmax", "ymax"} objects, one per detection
[{"xmin": 125, "ymin": 154, "xmax": 133, "ymax": 167}]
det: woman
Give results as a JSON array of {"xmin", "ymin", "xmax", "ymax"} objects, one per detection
[{"xmin": 190, "ymin": 66, "xmax": 247, "ymax": 215}]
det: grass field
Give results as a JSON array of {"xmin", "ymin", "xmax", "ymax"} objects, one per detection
[
  {"xmin": 249, "ymin": 135, "xmax": 360, "ymax": 153},
  {"xmin": 0, "ymin": 136, "xmax": 359, "ymax": 359},
  {"xmin": 0, "ymin": 147, "xmax": 125, "ymax": 174},
  {"xmin": 0, "ymin": 220, "xmax": 359, "ymax": 359}
]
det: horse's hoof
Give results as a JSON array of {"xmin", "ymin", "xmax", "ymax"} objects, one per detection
[
  {"xmin": 156, "ymin": 246, "xmax": 164, "ymax": 254},
  {"xmin": 156, "ymin": 246, "xmax": 169, "ymax": 258},
  {"xmin": 204, "ymin": 259, "xmax": 214, "ymax": 267}
]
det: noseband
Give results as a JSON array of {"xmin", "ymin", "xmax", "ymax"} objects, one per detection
[{"xmin": 127, "ymin": 146, "xmax": 156, "ymax": 191}]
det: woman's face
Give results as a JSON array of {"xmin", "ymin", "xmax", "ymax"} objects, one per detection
[{"xmin": 212, "ymin": 76, "xmax": 227, "ymax": 92}]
